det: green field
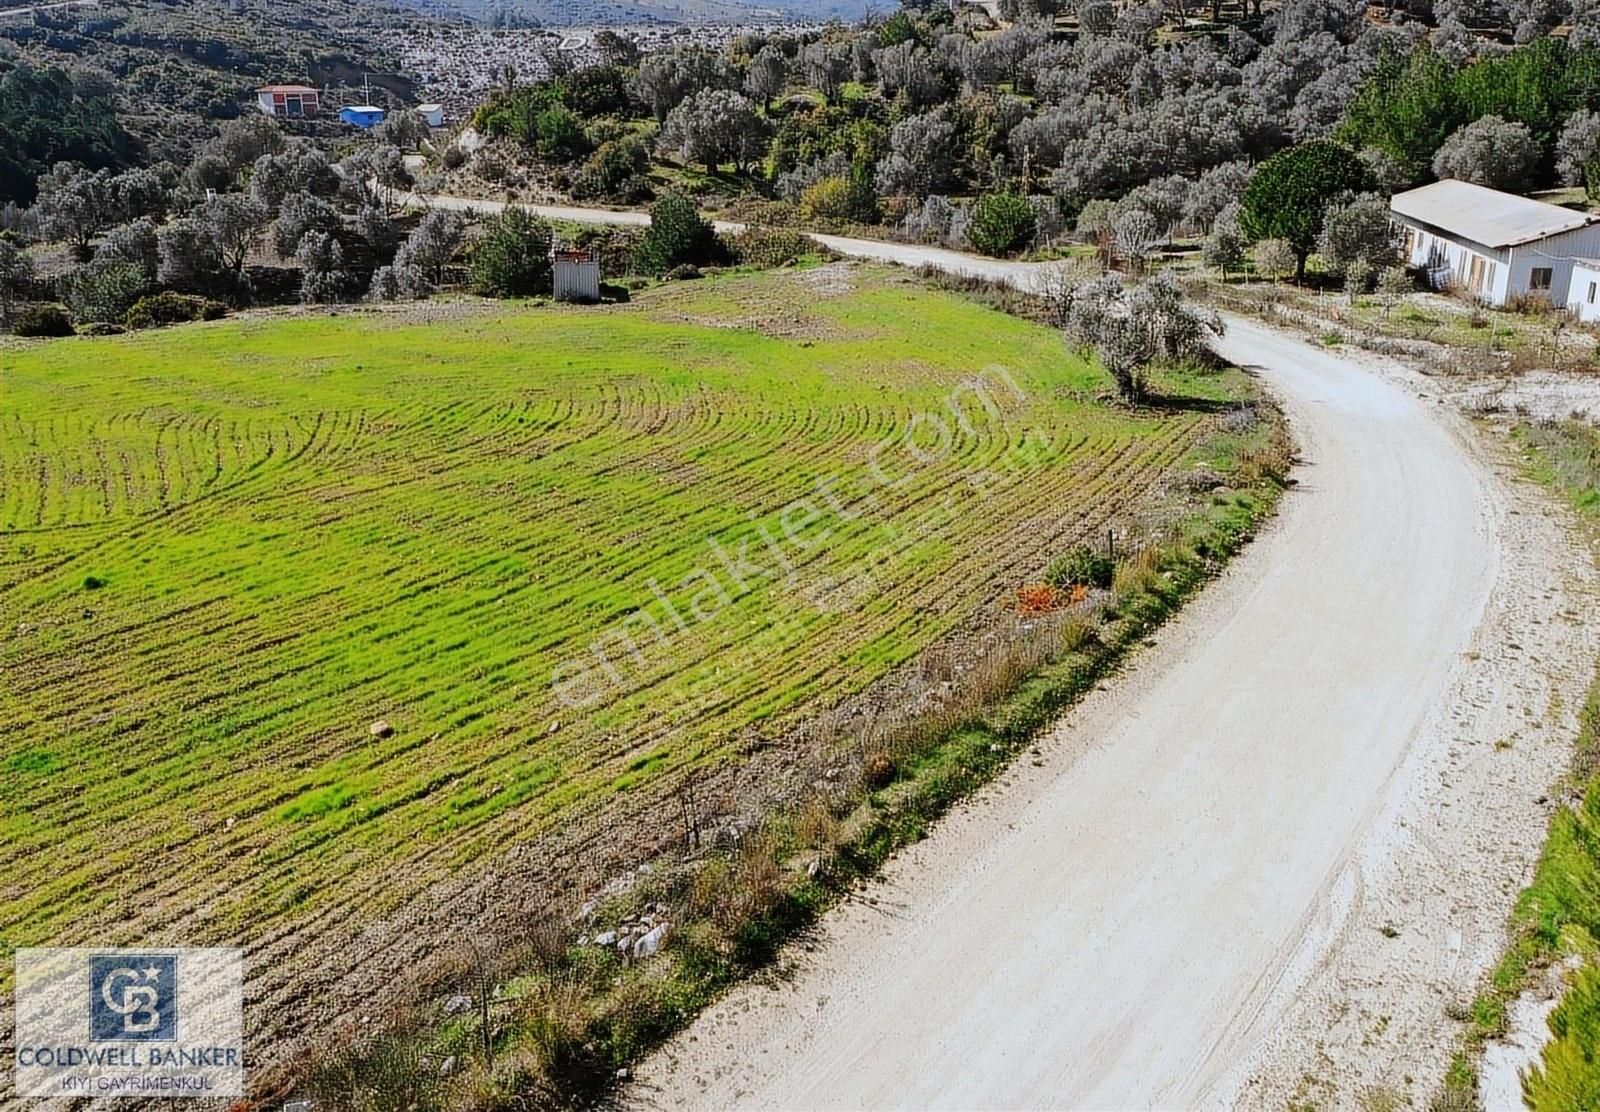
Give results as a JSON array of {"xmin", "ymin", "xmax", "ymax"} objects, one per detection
[{"xmin": 0, "ymin": 265, "xmax": 1249, "ymax": 1007}]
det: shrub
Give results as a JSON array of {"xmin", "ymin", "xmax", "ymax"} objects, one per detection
[
  {"xmin": 799, "ymin": 177, "xmax": 853, "ymax": 222},
  {"xmin": 535, "ymin": 104, "xmax": 590, "ymax": 162},
  {"xmin": 727, "ymin": 227, "xmax": 818, "ymax": 269},
  {"xmin": 368, "ymin": 264, "xmax": 428, "ymax": 302},
  {"xmin": 1046, "ymin": 545, "xmax": 1115, "ymax": 590},
  {"xmin": 634, "ymin": 192, "xmax": 724, "ymax": 276},
  {"xmin": 966, "ymin": 190, "xmax": 1037, "ymax": 258},
  {"xmin": 469, "ymin": 208, "xmax": 554, "ymax": 298},
  {"xmin": 13, "ymin": 304, "xmax": 73, "ymax": 337},
  {"xmin": 571, "ymin": 136, "xmax": 652, "ymax": 202},
  {"xmin": 64, "ymin": 258, "xmax": 147, "ymax": 323},
  {"xmin": 125, "ymin": 292, "xmax": 226, "ymax": 330}
]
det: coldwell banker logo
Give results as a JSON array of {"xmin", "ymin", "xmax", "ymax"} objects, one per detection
[
  {"xmin": 90, "ymin": 954, "xmax": 177, "ymax": 1042},
  {"xmin": 13, "ymin": 947, "xmax": 243, "ymax": 1098}
]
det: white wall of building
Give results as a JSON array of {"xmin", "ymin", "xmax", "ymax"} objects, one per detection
[
  {"xmin": 1398, "ymin": 219, "xmax": 1510, "ymax": 302},
  {"xmin": 1506, "ymin": 224, "xmax": 1600, "ymax": 306},
  {"xmin": 1396, "ymin": 218, "xmax": 1600, "ymax": 307},
  {"xmin": 1568, "ymin": 262, "xmax": 1600, "ymax": 322}
]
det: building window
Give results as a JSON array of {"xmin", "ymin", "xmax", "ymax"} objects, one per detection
[
  {"xmin": 1531, "ymin": 267, "xmax": 1553, "ymax": 291},
  {"xmin": 1588, "ymin": 281, "xmax": 1596, "ymax": 304}
]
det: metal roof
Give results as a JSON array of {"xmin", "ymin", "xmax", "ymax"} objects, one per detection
[
  {"xmin": 257, "ymin": 84, "xmax": 318, "ymax": 94},
  {"xmin": 1390, "ymin": 179, "xmax": 1596, "ymax": 248}
]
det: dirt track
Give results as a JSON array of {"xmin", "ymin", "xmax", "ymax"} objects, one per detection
[
  {"xmin": 619, "ymin": 323, "xmax": 1597, "ymax": 1107},
  {"xmin": 403, "ymin": 192, "xmax": 1600, "ymax": 1106}
]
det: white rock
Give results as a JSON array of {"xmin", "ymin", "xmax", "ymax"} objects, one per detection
[
  {"xmin": 368, "ymin": 719, "xmax": 394, "ymax": 739},
  {"xmin": 443, "ymin": 994, "xmax": 473, "ymax": 1016},
  {"xmin": 632, "ymin": 922, "xmax": 670, "ymax": 960},
  {"xmin": 593, "ymin": 930, "xmax": 617, "ymax": 947},
  {"xmin": 440, "ymin": 1055, "xmax": 457, "ymax": 1077}
]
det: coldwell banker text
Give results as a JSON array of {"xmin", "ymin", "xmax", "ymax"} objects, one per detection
[{"xmin": 13, "ymin": 947, "xmax": 245, "ymax": 1099}]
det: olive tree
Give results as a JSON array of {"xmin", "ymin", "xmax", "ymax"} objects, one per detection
[
  {"xmin": 297, "ymin": 231, "xmax": 353, "ymax": 304},
  {"xmin": 1064, "ymin": 273, "xmax": 1223, "ymax": 401},
  {"xmin": 1431, "ymin": 116, "xmax": 1540, "ymax": 193},
  {"xmin": 660, "ymin": 90, "xmax": 769, "ymax": 174},
  {"xmin": 746, "ymin": 44, "xmax": 787, "ymax": 110},
  {"xmin": 874, "ymin": 111, "xmax": 957, "ymax": 197},
  {"xmin": 201, "ymin": 194, "xmax": 269, "ymax": 275},
  {"xmin": 271, "ymin": 191, "xmax": 341, "ymax": 258},
  {"xmin": 393, "ymin": 209, "xmax": 465, "ymax": 291},
  {"xmin": 157, "ymin": 217, "xmax": 225, "ymax": 292},
  {"xmin": 801, "ymin": 41, "xmax": 852, "ymax": 104},
  {"xmin": 1316, "ymin": 193, "xmax": 1399, "ymax": 278},
  {"xmin": 32, "ymin": 163, "xmax": 114, "ymax": 257},
  {"xmin": 1557, "ymin": 110, "xmax": 1600, "ymax": 201},
  {"xmin": 1112, "ymin": 208, "xmax": 1161, "ymax": 273},
  {"xmin": 634, "ymin": 48, "xmax": 737, "ymax": 122},
  {"xmin": 251, "ymin": 144, "xmax": 339, "ymax": 208},
  {"xmin": 1252, "ymin": 237, "xmax": 1297, "ymax": 282},
  {"xmin": 0, "ymin": 236, "xmax": 36, "ymax": 324}
]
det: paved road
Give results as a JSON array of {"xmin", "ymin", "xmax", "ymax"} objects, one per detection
[{"xmin": 407, "ymin": 192, "xmax": 1505, "ymax": 1106}]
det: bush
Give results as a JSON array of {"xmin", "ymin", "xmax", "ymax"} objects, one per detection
[
  {"xmin": 727, "ymin": 227, "xmax": 820, "ymax": 269},
  {"xmin": 1045, "ymin": 545, "xmax": 1115, "ymax": 591},
  {"xmin": 966, "ymin": 190, "xmax": 1037, "ymax": 258},
  {"xmin": 799, "ymin": 177, "xmax": 854, "ymax": 222},
  {"xmin": 469, "ymin": 208, "xmax": 554, "ymax": 298},
  {"xmin": 536, "ymin": 104, "xmax": 591, "ymax": 162},
  {"xmin": 125, "ymin": 292, "xmax": 226, "ymax": 330},
  {"xmin": 664, "ymin": 263, "xmax": 703, "ymax": 281},
  {"xmin": 634, "ymin": 192, "xmax": 724, "ymax": 276},
  {"xmin": 14, "ymin": 304, "xmax": 74, "ymax": 337},
  {"xmin": 64, "ymin": 258, "xmax": 148, "ymax": 323},
  {"xmin": 571, "ymin": 136, "xmax": 652, "ymax": 202}
]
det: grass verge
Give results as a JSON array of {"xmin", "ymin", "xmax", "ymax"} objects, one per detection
[
  {"xmin": 1435, "ymin": 420, "xmax": 1600, "ymax": 1112},
  {"xmin": 298, "ymin": 421, "xmax": 1292, "ymax": 1111}
]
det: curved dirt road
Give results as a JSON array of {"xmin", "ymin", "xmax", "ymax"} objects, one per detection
[
  {"xmin": 625, "ymin": 319, "xmax": 1506, "ymax": 1109},
  {"xmin": 407, "ymin": 192, "xmax": 1595, "ymax": 1104}
]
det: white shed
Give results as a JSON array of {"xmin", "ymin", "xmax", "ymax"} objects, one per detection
[
  {"xmin": 553, "ymin": 251, "xmax": 600, "ymax": 303},
  {"xmin": 1568, "ymin": 258, "xmax": 1600, "ymax": 322},
  {"xmin": 418, "ymin": 103, "xmax": 445, "ymax": 128},
  {"xmin": 1391, "ymin": 179, "xmax": 1600, "ymax": 306}
]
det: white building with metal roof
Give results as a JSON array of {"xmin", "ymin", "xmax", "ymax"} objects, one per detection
[
  {"xmin": 1567, "ymin": 258, "xmax": 1600, "ymax": 322},
  {"xmin": 1391, "ymin": 179, "xmax": 1600, "ymax": 306}
]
